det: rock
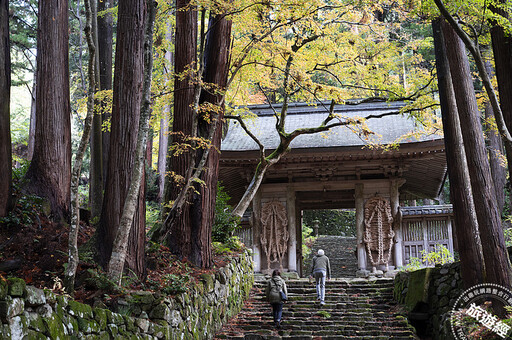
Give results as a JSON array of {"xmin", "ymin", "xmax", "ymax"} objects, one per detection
[
  {"xmin": 0, "ymin": 297, "xmax": 24, "ymax": 320},
  {"xmin": 149, "ymin": 303, "xmax": 171, "ymax": 322},
  {"xmin": 25, "ymin": 286, "xmax": 46, "ymax": 306},
  {"xmin": 437, "ymin": 283, "xmax": 451, "ymax": 297},
  {"xmin": 36, "ymin": 304, "xmax": 53, "ymax": 318},
  {"xmin": 7, "ymin": 278, "xmax": 26, "ymax": 297},
  {"xmin": 68, "ymin": 300, "xmax": 93, "ymax": 319}
]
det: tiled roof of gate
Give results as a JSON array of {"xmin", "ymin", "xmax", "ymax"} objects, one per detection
[{"xmin": 222, "ymin": 101, "xmax": 442, "ymax": 151}]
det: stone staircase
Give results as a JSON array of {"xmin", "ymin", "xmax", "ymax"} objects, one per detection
[
  {"xmin": 305, "ymin": 236, "xmax": 359, "ymax": 278},
  {"xmin": 214, "ymin": 277, "xmax": 419, "ymax": 339}
]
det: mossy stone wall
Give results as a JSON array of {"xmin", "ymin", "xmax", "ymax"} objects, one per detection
[
  {"xmin": 0, "ymin": 249, "xmax": 253, "ymax": 339},
  {"xmin": 394, "ymin": 262, "xmax": 463, "ymax": 339}
]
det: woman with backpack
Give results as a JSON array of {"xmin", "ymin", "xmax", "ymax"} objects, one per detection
[{"xmin": 265, "ymin": 269, "xmax": 288, "ymax": 329}]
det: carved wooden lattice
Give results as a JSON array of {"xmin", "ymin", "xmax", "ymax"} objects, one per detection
[
  {"xmin": 260, "ymin": 200, "xmax": 289, "ymax": 272},
  {"xmin": 363, "ymin": 196, "xmax": 395, "ymax": 268}
]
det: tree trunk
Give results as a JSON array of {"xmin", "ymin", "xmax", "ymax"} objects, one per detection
[
  {"xmin": 485, "ymin": 101, "xmax": 507, "ymax": 213},
  {"xmin": 157, "ymin": 115, "xmax": 169, "ymax": 203},
  {"xmin": 65, "ymin": 0, "xmax": 96, "ymax": 292},
  {"xmin": 432, "ymin": 18, "xmax": 484, "ymax": 287},
  {"xmin": 442, "ymin": 20, "xmax": 511, "ymax": 286},
  {"xmin": 89, "ymin": 0, "xmax": 103, "ymax": 221},
  {"xmin": 157, "ymin": 25, "xmax": 172, "ymax": 203},
  {"xmin": 162, "ymin": 0, "xmax": 198, "ymax": 262},
  {"xmin": 108, "ymin": 0, "xmax": 155, "ymax": 284},
  {"xmin": 24, "ymin": 0, "xmax": 71, "ymax": 222},
  {"xmin": 28, "ymin": 74, "xmax": 36, "ymax": 162},
  {"xmin": 490, "ymin": 3, "xmax": 512, "ymax": 214},
  {"xmin": 188, "ymin": 12, "xmax": 233, "ymax": 268},
  {"xmin": 97, "ymin": 0, "xmax": 146, "ymax": 278},
  {"xmin": 0, "ymin": 0, "xmax": 12, "ymax": 218},
  {"xmin": 98, "ymin": 0, "xmax": 113, "ymax": 184}
]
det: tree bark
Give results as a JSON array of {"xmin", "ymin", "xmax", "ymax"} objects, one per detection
[
  {"xmin": 157, "ymin": 24, "xmax": 173, "ymax": 203},
  {"xmin": 432, "ymin": 18, "xmax": 484, "ymax": 287},
  {"xmin": 160, "ymin": 0, "xmax": 198, "ymax": 263},
  {"xmin": 89, "ymin": 0, "xmax": 103, "ymax": 221},
  {"xmin": 97, "ymin": 0, "xmax": 146, "ymax": 278},
  {"xmin": 188, "ymin": 12, "xmax": 233, "ymax": 268},
  {"xmin": 485, "ymin": 101, "xmax": 507, "ymax": 213},
  {"xmin": 0, "ymin": 0, "xmax": 12, "ymax": 218},
  {"xmin": 28, "ymin": 74, "xmax": 36, "ymax": 162},
  {"xmin": 108, "ymin": 0, "xmax": 155, "ymax": 284},
  {"xmin": 65, "ymin": 0, "xmax": 96, "ymax": 292},
  {"xmin": 157, "ymin": 116, "xmax": 169, "ymax": 203},
  {"xmin": 98, "ymin": 0, "xmax": 113, "ymax": 184},
  {"xmin": 24, "ymin": 0, "xmax": 71, "ymax": 222},
  {"xmin": 490, "ymin": 1, "xmax": 512, "ymax": 208},
  {"xmin": 442, "ymin": 20, "xmax": 511, "ymax": 286}
]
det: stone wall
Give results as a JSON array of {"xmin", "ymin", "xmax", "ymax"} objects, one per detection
[
  {"xmin": 393, "ymin": 262, "xmax": 463, "ymax": 339},
  {"xmin": 0, "ymin": 249, "xmax": 254, "ymax": 339}
]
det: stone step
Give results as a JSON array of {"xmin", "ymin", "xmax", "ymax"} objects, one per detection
[{"xmin": 214, "ymin": 277, "xmax": 418, "ymax": 339}]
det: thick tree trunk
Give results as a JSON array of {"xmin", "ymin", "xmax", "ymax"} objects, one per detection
[
  {"xmin": 0, "ymin": 0, "xmax": 12, "ymax": 218},
  {"xmin": 432, "ymin": 19, "xmax": 484, "ymax": 287},
  {"xmin": 491, "ymin": 2, "xmax": 512, "ymax": 200},
  {"xmin": 188, "ymin": 13, "xmax": 233, "ymax": 268},
  {"xmin": 442, "ymin": 20, "xmax": 511, "ymax": 286},
  {"xmin": 485, "ymin": 102, "xmax": 507, "ymax": 213},
  {"xmin": 98, "ymin": 0, "xmax": 113, "ymax": 184},
  {"xmin": 98, "ymin": 0, "xmax": 146, "ymax": 278},
  {"xmin": 24, "ymin": 0, "xmax": 71, "ymax": 222},
  {"xmin": 162, "ymin": 0, "xmax": 198, "ymax": 262},
  {"xmin": 108, "ymin": 0, "xmax": 155, "ymax": 284}
]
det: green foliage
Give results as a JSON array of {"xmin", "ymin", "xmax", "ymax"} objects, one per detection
[
  {"xmin": 400, "ymin": 257, "xmax": 423, "ymax": 272},
  {"xmin": 302, "ymin": 225, "xmax": 317, "ymax": 262},
  {"xmin": 212, "ymin": 183, "xmax": 241, "ymax": 243},
  {"xmin": 422, "ymin": 244, "xmax": 454, "ymax": 266},
  {"xmin": 212, "ymin": 237, "xmax": 244, "ymax": 255},
  {"xmin": 1, "ymin": 160, "xmax": 43, "ymax": 228},
  {"xmin": 84, "ymin": 269, "xmax": 125, "ymax": 294},
  {"xmin": 302, "ymin": 209, "xmax": 356, "ymax": 236},
  {"xmin": 161, "ymin": 274, "xmax": 189, "ymax": 295},
  {"xmin": 316, "ymin": 310, "xmax": 331, "ymax": 318},
  {"xmin": 0, "ymin": 194, "xmax": 43, "ymax": 228},
  {"xmin": 399, "ymin": 244, "xmax": 454, "ymax": 272},
  {"xmin": 146, "ymin": 201, "xmax": 162, "ymax": 234},
  {"xmin": 503, "ymin": 228, "xmax": 512, "ymax": 248}
]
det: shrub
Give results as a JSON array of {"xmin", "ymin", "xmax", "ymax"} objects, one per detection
[{"xmin": 212, "ymin": 183, "xmax": 240, "ymax": 244}]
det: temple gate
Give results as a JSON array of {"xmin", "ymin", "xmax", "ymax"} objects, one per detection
[{"xmin": 219, "ymin": 101, "xmax": 452, "ymax": 276}]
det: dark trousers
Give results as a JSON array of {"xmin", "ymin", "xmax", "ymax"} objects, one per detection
[{"xmin": 271, "ymin": 302, "xmax": 283, "ymax": 323}]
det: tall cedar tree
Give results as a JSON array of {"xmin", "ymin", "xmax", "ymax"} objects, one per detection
[
  {"xmin": 189, "ymin": 13, "xmax": 233, "ymax": 267},
  {"xmin": 98, "ymin": 0, "xmax": 113, "ymax": 185},
  {"xmin": 0, "ymin": 0, "xmax": 12, "ymax": 217},
  {"xmin": 24, "ymin": 0, "xmax": 71, "ymax": 221},
  {"xmin": 442, "ymin": 20, "xmax": 511, "ymax": 286},
  {"xmin": 97, "ymin": 0, "xmax": 146, "ymax": 278},
  {"xmin": 163, "ymin": 0, "xmax": 198, "ymax": 263},
  {"xmin": 490, "ymin": 1, "xmax": 512, "ymax": 189},
  {"xmin": 432, "ymin": 18, "xmax": 484, "ymax": 287}
]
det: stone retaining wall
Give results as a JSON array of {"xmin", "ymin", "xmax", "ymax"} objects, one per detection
[
  {"xmin": 0, "ymin": 249, "xmax": 254, "ymax": 339},
  {"xmin": 394, "ymin": 262, "xmax": 463, "ymax": 339}
]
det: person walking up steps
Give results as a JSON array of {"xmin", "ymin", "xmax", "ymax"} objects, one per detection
[
  {"xmin": 265, "ymin": 269, "xmax": 288, "ymax": 329},
  {"xmin": 310, "ymin": 249, "xmax": 331, "ymax": 305}
]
